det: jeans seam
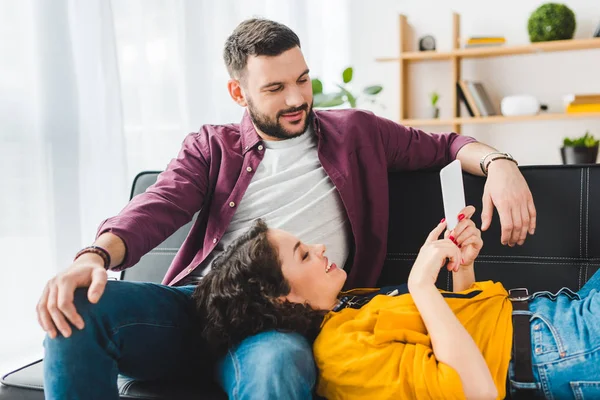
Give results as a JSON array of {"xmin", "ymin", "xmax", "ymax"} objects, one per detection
[
  {"xmin": 538, "ymin": 364, "xmax": 554, "ymax": 400},
  {"xmin": 228, "ymin": 349, "xmax": 241, "ymax": 400},
  {"xmin": 110, "ymin": 322, "xmax": 183, "ymax": 336}
]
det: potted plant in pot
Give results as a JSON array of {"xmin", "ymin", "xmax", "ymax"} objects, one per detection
[
  {"xmin": 561, "ymin": 131, "xmax": 599, "ymax": 164},
  {"xmin": 312, "ymin": 67, "xmax": 383, "ymax": 109},
  {"xmin": 430, "ymin": 91, "xmax": 440, "ymax": 119}
]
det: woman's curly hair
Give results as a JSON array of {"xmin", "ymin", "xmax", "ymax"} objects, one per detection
[{"xmin": 192, "ymin": 219, "xmax": 328, "ymax": 357}]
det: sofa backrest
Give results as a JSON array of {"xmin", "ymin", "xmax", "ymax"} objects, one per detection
[{"xmin": 122, "ymin": 166, "xmax": 600, "ymax": 293}]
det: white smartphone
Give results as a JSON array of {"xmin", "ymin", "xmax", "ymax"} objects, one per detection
[{"xmin": 440, "ymin": 159, "xmax": 466, "ymax": 230}]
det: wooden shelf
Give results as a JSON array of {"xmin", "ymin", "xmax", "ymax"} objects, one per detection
[
  {"xmin": 401, "ymin": 112, "xmax": 600, "ymax": 126},
  {"xmin": 376, "ymin": 37, "xmax": 600, "ymax": 63},
  {"xmin": 380, "ymin": 13, "xmax": 600, "ymax": 132}
]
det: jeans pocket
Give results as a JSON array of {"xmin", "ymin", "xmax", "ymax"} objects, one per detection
[
  {"xmin": 531, "ymin": 315, "xmax": 563, "ymax": 357},
  {"xmin": 570, "ymin": 381, "xmax": 600, "ymax": 400}
]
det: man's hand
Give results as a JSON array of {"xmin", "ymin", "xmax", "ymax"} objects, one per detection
[
  {"xmin": 36, "ymin": 254, "xmax": 108, "ymax": 339},
  {"xmin": 481, "ymin": 160, "xmax": 536, "ymax": 246}
]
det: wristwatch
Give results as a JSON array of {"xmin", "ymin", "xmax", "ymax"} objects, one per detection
[{"xmin": 480, "ymin": 152, "xmax": 518, "ymax": 176}]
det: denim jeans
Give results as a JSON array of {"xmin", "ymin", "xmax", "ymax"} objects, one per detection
[
  {"xmin": 43, "ymin": 280, "xmax": 315, "ymax": 400},
  {"xmin": 509, "ymin": 268, "xmax": 600, "ymax": 399}
]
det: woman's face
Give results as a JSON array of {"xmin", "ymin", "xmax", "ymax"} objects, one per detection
[{"xmin": 268, "ymin": 228, "xmax": 347, "ymax": 310}]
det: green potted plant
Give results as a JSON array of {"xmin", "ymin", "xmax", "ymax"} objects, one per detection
[
  {"xmin": 528, "ymin": 3, "xmax": 576, "ymax": 43},
  {"xmin": 312, "ymin": 67, "xmax": 383, "ymax": 109},
  {"xmin": 430, "ymin": 91, "xmax": 440, "ymax": 119},
  {"xmin": 561, "ymin": 131, "xmax": 599, "ymax": 164}
]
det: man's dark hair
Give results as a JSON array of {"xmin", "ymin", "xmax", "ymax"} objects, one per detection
[
  {"xmin": 223, "ymin": 18, "xmax": 301, "ymax": 79},
  {"xmin": 193, "ymin": 219, "xmax": 326, "ymax": 357}
]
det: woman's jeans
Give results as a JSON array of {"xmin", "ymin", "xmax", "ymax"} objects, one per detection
[
  {"xmin": 43, "ymin": 281, "xmax": 316, "ymax": 400},
  {"xmin": 509, "ymin": 268, "xmax": 600, "ymax": 399}
]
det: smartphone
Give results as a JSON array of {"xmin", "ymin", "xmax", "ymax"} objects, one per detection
[{"xmin": 440, "ymin": 159, "xmax": 466, "ymax": 230}]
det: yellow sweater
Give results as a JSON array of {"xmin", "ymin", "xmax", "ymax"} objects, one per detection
[{"xmin": 313, "ymin": 281, "xmax": 513, "ymax": 399}]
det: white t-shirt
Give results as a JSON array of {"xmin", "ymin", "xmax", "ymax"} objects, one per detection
[{"xmin": 191, "ymin": 126, "xmax": 351, "ymax": 278}]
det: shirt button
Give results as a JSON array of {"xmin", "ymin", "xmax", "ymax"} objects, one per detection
[
  {"xmin": 187, "ymin": 267, "xmax": 193, "ymax": 273},
  {"xmin": 535, "ymin": 348, "xmax": 542, "ymax": 354},
  {"xmin": 229, "ymin": 201, "xmax": 236, "ymax": 207},
  {"xmin": 246, "ymin": 166, "xmax": 253, "ymax": 172},
  {"xmin": 212, "ymin": 238, "xmax": 217, "ymax": 243},
  {"xmin": 258, "ymin": 145, "xmax": 264, "ymax": 151}
]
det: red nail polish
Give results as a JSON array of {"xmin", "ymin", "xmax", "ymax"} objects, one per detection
[
  {"xmin": 440, "ymin": 218, "xmax": 446, "ymax": 223},
  {"xmin": 449, "ymin": 235, "xmax": 455, "ymax": 241},
  {"xmin": 458, "ymin": 214, "xmax": 465, "ymax": 221},
  {"xmin": 459, "ymin": 244, "xmax": 462, "ymax": 248}
]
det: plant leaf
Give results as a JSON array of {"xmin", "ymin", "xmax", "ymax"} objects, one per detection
[
  {"xmin": 313, "ymin": 93, "xmax": 345, "ymax": 108},
  {"xmin": 336, "ymin": 84, "xmax": 357, "ymax": 108},
  {"xmin": 342, "ymin": 67, "xmax": 353, "ymax": 84},
  {"xmin": 312, "ymin": 79, "xmax": 323, "ymax": 95},
  {"xmin": 363, "ymin": 85, "xmax": 383, "ymax": 95}
]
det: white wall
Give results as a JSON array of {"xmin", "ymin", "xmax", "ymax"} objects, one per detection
[{"xmin": 347, "ymin": 0, "xmax": 600, "ymax": 165}]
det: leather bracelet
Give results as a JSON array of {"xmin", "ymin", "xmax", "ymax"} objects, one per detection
[
  {"xmin": 485, "ymin": 155, "xmax": 518, "ymax": 175},
  {"xmin": 479, "ymin": 152, "xmax": 506, "ymax": 175},
  {"xmin": 74, "ymin": 246, "xmax": 111, "ymax": 269}
]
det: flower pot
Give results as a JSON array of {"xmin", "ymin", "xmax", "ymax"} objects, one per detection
[
  {"xmin": 431, "ymin": 107, "xmax": 440, "ymax": 119},
  {"xmin": 560, "ymin": 145, "xmax": 599, "ymax": 165}
]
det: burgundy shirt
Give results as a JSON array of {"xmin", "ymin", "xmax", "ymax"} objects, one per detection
[{"xmin": 97, "ymin": 109, "xmax": 475, "ymax": 288}]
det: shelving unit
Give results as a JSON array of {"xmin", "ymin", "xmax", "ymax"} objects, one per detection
[{"xmin": 376, "ymin": 13, "xmax": 600, "ymax": 133}]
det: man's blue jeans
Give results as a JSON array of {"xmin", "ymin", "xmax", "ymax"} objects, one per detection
[
  {"xmin": 509, "ymin": 267, "xmax": 600, "ymax": 399},
  {"xmin": 43, "ymin": 281, "xmax": 316, "ymax": 400}
]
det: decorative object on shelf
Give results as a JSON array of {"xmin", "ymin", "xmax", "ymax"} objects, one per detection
[
  {"xmin": 561, "ymin": 131, "xmax": 599, "ymax": 164},
  {"xmin": 594, "ymin": 21, "xmax": 600, "ymax": 37},
  {"xmin": 430, "ymin": 92, "xmax": 440, "ymax": 118},
  {"xmin": 312, "ymin": 67, "xmax": 383, "ymax": 109},
  {"xmin": 419, "ymin": 35, "xmax": 436, "ymax": 51},
  {"xmin": 564, "ymin": 93, "xmax": 600, "ymax": 113},
  {"xmin": 500, "ymin": 95, "xmax": 548, "ymax": 116},
  {"xmin": 528, "ymin": 3, "xmax": 576, "ymax": 43},
  {"xmin": 465, "ymin": 36, "xmax": 505, "ymax": 48}
]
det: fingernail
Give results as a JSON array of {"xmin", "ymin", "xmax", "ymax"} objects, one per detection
[
  {"xmin": 440, "ymin": 218, "xmax": 446, "ymax": 223},
  {"xmin": 458, "ymin": 214, "xmax": 465, "ymax": 221},
  {"xmin": 459, "ymin": 244, "xmax": 462, "ymax": 248},
  {"xmin": 449, "ymin": 235, "xmax": 455, "ymax": 241},
  {"xmin": 461, "ymin": 258, "xmax": 464, "ymax": 264}
]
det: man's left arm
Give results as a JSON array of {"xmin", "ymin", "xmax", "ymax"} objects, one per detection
[
  {"xmin": 455, "ymin": 141, "xmax": 536, "ymax": 246},
  {"xmin": 376, "ymin": 115, "xmax": 536, "ymax": 246}
]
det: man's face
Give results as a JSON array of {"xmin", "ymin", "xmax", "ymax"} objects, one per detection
[{"xmin": 241, "ymin": 47, "xmax": 313, "ymax": 140}]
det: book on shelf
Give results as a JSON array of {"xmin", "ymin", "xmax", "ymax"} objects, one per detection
[
  {"xmin": 456, "ymin": 81, "xmax": 480, "ymax": 117},
  {"xmin": 564, "ymin": 94, "xmax": 600, "ymax": 105},
  {"xmin": 566, "ymin": 104, "xmax": 600, "ymax": 113},
  {"xmin": 467, "ymin": 81, "xmax": 498, "ymax": 116},
  {"xmin": 465, "ymin": 37, "xmax": 505, "ymax": 48}
]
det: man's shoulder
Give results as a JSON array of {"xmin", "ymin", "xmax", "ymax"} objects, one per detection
[{"xmin": 315, "ymin": 108, "xmax": 377, "ymax": 125}]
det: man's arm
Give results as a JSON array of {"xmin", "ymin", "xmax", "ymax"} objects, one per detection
[
  {"xmin": 96, "ymin": 132, "xmax": 211, "ymax": 270},
  {"xmin": 375, "ymin": 115, "xmax": 536, "ymax": 246},
  {"xmin": 456, "ymin": 142, "xmax": 536, "ymax": 246},
  {"xmin": 375, "ymin": 114, "xmax": 476, "ymax": 171}
]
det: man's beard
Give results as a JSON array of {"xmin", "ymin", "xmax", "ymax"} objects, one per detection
[{"xmin": 247, "ymin": 98, "xmax": 313, "ymax": 140}]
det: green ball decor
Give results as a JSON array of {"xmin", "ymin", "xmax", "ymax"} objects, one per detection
[{"xmin": 528, "ymin": 3, "xmax": 576, "ymax": 42}]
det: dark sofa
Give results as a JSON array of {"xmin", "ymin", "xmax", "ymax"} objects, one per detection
[{"xmin": 2, "ymin": 165, "xmax": 599, "ymax": 399}]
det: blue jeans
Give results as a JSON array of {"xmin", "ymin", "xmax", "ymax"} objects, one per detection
[
  {"xmin": 509, "ymin": 268, "xmax": 600, "ymax": 399},
  {"xmin": 43, "ymin": 281, "xmax": 315, "ymax": 400}
]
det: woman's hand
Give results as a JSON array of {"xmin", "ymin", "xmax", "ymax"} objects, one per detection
[
  {"xmin": 408, "ymin": 220, "xmax": 461, "ymax": 289},
  {"xmin": 445, "ymin": 206, "xmax": 483, "ymax": 271}
]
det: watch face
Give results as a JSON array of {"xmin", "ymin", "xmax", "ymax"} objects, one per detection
[{"xmin": 419, "ymin": 35, "xmax": 436, "ymax": 51}]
